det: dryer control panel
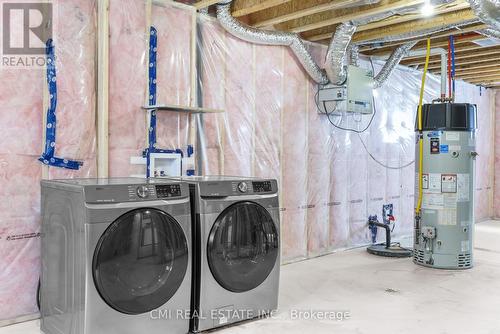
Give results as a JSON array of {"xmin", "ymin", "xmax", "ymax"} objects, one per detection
[
  {"xmin": 199, "ymin": 179, "xmax": 278, "ymax": 197},
  {"xmin": 84, "ymin": 182, "xmax": 188, "ymax": 203}
]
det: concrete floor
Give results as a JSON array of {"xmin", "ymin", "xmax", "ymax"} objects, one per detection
[{"xmin": 2, "ymin": 220, "xmax": 500, "ymax": 334}]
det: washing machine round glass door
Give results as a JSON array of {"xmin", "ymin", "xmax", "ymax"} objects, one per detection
[
  {"xmin": 93, "ymin": 208, "xmax": 188, "ymax": 314},
  {"xmin": 207, "ymin": 201, "xmax": 279, "ymax": 293}
]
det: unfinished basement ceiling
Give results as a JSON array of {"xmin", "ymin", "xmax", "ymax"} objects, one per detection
[{"xmin": 178, "ymin": 0, "xmax": 500, "ymax": 88}]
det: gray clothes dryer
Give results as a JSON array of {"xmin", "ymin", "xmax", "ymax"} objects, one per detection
[
  {"xmin": 40, "ymin": 178, "xmax": 191, "ymax": 334},
  {"xmin": 165, "ymin": 176, "xmax": 280, "ymax": 332}
]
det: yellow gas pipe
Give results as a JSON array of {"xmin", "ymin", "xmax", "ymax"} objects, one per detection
[{"xmin": 416, "ymin": 38, "xmax": 432, "ymax": 216}]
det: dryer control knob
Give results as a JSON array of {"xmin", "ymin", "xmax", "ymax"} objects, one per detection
[
  {"xmin": 136, "ymin": 185, "xmax": 149, "ymax": 198},
  {"xmin": 238, "ymin": 182, "xmax": 248, "ymax": 193}
]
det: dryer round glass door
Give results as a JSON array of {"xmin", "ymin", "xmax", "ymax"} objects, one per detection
[
  {"xmin": 207, "ymin": 201, "xmax": 279, "ymax": 293},
  {"xmin": 93, "ymin": 208, "xmax": 188, "ymax": 314}
]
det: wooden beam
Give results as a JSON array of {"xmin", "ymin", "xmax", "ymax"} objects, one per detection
[
  {"xmin": 97, "ymin": 0, "xmax": 110, "ymax": 178},
  {"xmin": 402, "ymin": 43, "xmax": 485, "ymax": 61},
  {"xmin": 193, "ymin": 0, "xmax": 219, "ymax": 9},
  {"xmin": 359, "ymin": 2, "xmax": 469, "ymax": 33},
  {"xmin": 364, "ymin": 33, "xmax": 481, "ymax": 56},
  {"xmin": 455, "ymin": 70, "xmax": 500, "ymax": 80},
  {"xmin": 468, "ymin": 76, "xmax": 500, "ymax": 83},
  {"xmin": 436, "ymin": 65, "xmax": 500, "ymax": 75},
  {"xmin": 353, "ymin": 9, "xmax": 476, "ymax": 43},
  {"xmin": 287, "ymin": 0, "xmax": 426, "ymax": 33},
  {"xmin": 355, "ymin": 23, "xmax": 486, "ymax": 50},
  {"xmin": 403, "ymin": 48, "xmax": 500, "ymax": 65},
  {"xmin": 252, "ymin": 0, "xmax": 359, "ymax": 28},
  {"xmin": 233, "ymin": 0, "xmax": 292, "ymax": 17},
  {"xmin": 427, "ymin": 55, "xmax": 500, "ymax": 69}
]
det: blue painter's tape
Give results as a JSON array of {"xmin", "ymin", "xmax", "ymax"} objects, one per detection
[
  {"xmin": 440, "ymin": 145, "xmax": 449, "ymax": 153},
  {"xmin": 38, "ymin": 39, "xmax": 83, "ymax": 170}
]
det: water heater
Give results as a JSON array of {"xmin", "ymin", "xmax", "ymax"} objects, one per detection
[{"xmin": 414, "ymin": 103, "xmax": 477, "ymax": 269}]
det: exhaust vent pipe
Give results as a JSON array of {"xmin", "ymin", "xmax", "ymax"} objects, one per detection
[{"xmin": 216, "ymin": 2, "xmax": 329, "ymax": 84}]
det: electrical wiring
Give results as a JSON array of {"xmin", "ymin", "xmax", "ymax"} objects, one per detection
[
  {"xmin": 357, "ymin": 133, "xmax": 415, "ymax": 170},
  {"xmin": 316, "ymin": 59, "xmax": 415, "ymax": 169}
]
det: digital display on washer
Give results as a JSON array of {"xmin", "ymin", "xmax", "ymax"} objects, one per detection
[
  {"xmin": 156, "ymin": 184, "xmax": 182, "ymax": 198},
  {"xmin": 252, "ymin": 181, "xmax": 272, "ymax": 193}
]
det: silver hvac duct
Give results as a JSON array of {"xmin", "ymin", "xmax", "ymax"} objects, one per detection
[
  {"xmin": 216, "ymin": 2, "xmax": 329, "ymax": 84},
  {"xmin": 373, "ymin": 41, "xmax": 417, "ymax": 88},
  {"xmin": 468, "ymin": 0, "xmax": 500, "ymax": 31},
  {"xmin": 359, "ymin": 18, "xmax": 479, "ymax": 44},
  {"xmin": 480, "ymin": 27, "xmax": 500, "ymax": 38},
  {"xmin": 349, "ymin": 45, "xmax": 360, "ymax": 66},
  {"xmin": 326, "ymin": 22, "xmax": 357, "ymax": 85},
  {"xmin": 325, "ymin": 0, "xmax": 456, "ymax": 86}
]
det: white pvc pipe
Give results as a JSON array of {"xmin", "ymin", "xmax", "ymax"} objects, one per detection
[{"xmin": 407, "ymin": 48, "xmax": 447, "ymax": 99}]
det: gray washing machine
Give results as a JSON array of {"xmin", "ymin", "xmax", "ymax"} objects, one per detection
[
  {"xmin": 40, "ymin": 178, "xmax": 191, "ymax": 334},
  {"xmin": 166, "ymin": 176, "xmax": 280, "ymax": 332}
]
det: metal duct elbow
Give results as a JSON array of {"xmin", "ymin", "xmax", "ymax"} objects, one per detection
[
  {"xmin": 374, "ymin": 41, "xmax": 417, "ymax": 88},
  {"xmin": 326, "ymin": 22, "xmax": 357, "ymax": 85},
  {"xmin": 468, "ymin": 0, "xmax": 500, "ymax": 31},
  {"xmin": 216, "ymin": 2, "xmax": 329, "ymax": 84}
]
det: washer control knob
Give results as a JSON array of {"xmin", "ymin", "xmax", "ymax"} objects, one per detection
[
  {"xmin": 136, "ymin": 185, "xmax": 149, "ymax": 198},
  {"xmin": 238, "ymin": 182, "xmax": 248, "ymax": 193}
]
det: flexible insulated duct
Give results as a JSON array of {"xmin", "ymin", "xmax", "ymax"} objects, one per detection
[
  {"xmin": 373, "ymin": 41, "xmax": 418, "ymax": 88},
  {"xmin": 349, "ymin": 45, "xmax": 360, "ymax": 66},
  {"xmin": 480, "ymin": 27, "xmax": 500, "ymax": 38},
  {"xmin": 360, "ymin": 19, "xmax": 479, "ymax": 44},
  {"xmin": 326, "ymin": 22, "xmax": 357, "ymax": 85},
  {"xmin": 216, "ymin": 2, "xmax": 329, "ymax": 84},
  {"xmin": 468, "ymin": 0, "xmax": 500, "ymax": 31}
]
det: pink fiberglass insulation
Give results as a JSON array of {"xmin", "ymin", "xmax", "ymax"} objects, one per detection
[
  {"xmin": 307, "ymin": 45, "xmax": 332, "ymax": 257},
  {"xmin": 152, "ymin": 4, "xmax": 191, "ymax": 150},
  {"xmin": 0, "ymin": 0, "xmax": 96, "ymax": 322},
  {"xmin": 254, "ymin": 45, "xmax": 283, "ymax": 182},
  {"xmin": 455, "ymin": 83, "xmax": 495, "ymax": 221},
  {"xmin": 49, "ymin": 0, "xmax": 97, "ymax": 180},
  {"xmin": 222, "ymin": 34, "xmax": 254, "ymax": 177},
  {"xmin": 281, "ymin": 48, "xmax": 309, "ymax": 261},
  {"xmin": 197, "ymin": 17, "xmax": 227, "ymax": 175},
  {"xmin": 108, "ymin": 0, "xmax": 148, "ymax": 177}
]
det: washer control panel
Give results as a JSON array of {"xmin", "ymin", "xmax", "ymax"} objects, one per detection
[
  {"xmin": 156, "ymin": 184, "xmax": 182, "ymax": 198},
  {"xmin": 84, "ymin": 182, "xmax": 188, "ymax": 203},
  {"xmin": 200, "ymin": 179, "xmax": 278, "ymax": 197},
  {"xmin": 252, "ymin": 181, "xmax": 273, "ymax": 193}
]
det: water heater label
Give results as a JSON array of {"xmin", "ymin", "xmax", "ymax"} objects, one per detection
[
  {"xmin": 438, "ymin": 208, "xmax": 457, "ymax": 225},
  {"xmin": 457, "ymin": 174, "xmax": 470, "ymax": 202},
  {"xmin": 446, "ymin": 132, "xmax": 460, "ymax": 141},
  {"xmin": 430, "ymin": 138, "xmax": 440, "ymax": 154},
  {"xmin": 422, "ymin": 193, "xmax": 444, "ymax": 209},
  {"xmin": 428, "ymin": 173, "xmax": 441, "ymax": 193},
  {"xmin": 422, "ymin": 174, "xmax": 429, "ymax": 189},
  {"xmin": 441, "ymin": 174, "xmax": 457, "ymax": 193}
]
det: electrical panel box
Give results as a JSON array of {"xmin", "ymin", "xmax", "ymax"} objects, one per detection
[
  {"xmin": 317, "ymin": 65, "xmax": 374, "ymax": 114},
  {"xmin": 346, "ymin": 65, "xmax": 374, "ymax": 114}
]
